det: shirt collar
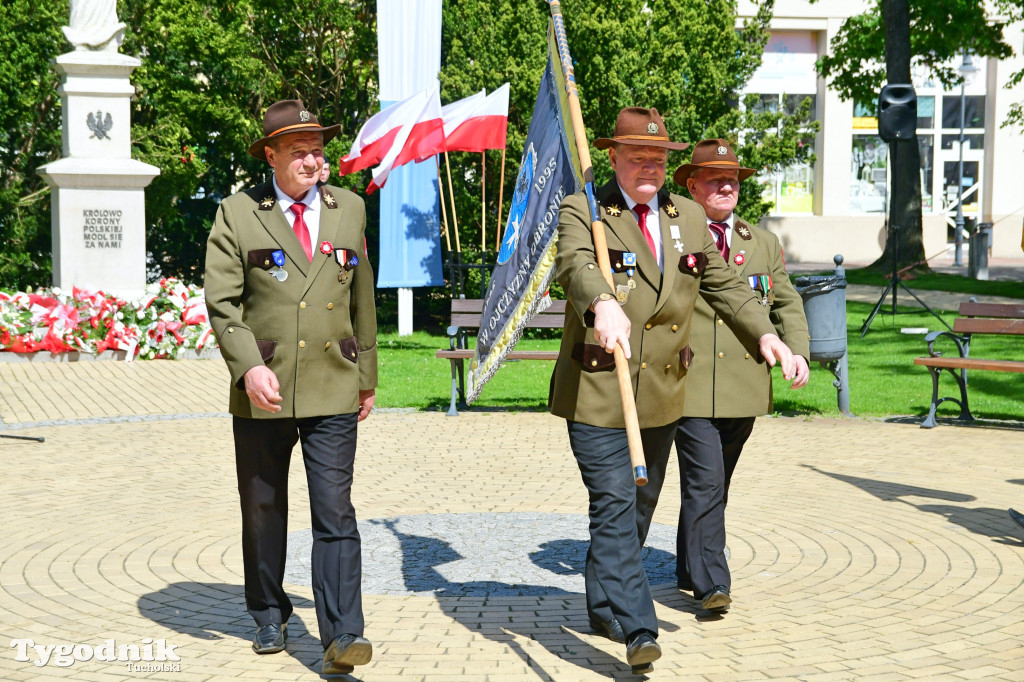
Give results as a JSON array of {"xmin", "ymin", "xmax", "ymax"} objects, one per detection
[
  {"xmin": 272, "ymin": 176, "xmax": 318, "ymax": 213},
  {"xmin": 616, "ymin": 181, "xmax": 660, "ymax": 215}
]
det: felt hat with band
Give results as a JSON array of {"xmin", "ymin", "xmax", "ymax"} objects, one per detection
[
  {"xmin": 247, "ymin": 99, "xmax": 340, "ymax": 161},
  {"xmin": 594, "ymin": 107, "xmax": 690, "ymax": 151},
  {"xmin": 672, "ymin": 138, "xmax": 756, "ymax": 185}
]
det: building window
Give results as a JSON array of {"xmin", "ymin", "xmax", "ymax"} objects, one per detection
[{"xmin": 850, "ymin": 134, "xmax": 888, "ymax": 213}]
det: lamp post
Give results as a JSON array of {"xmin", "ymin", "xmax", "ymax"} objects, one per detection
[{"xmin": 953, "ymin": 50, "xmax": 977, "ymax": 267}]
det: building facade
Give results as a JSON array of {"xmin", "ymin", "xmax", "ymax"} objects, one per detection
[{"xmin": 737, "ymin": 0, "xmax": 1024, "ymax": 262}]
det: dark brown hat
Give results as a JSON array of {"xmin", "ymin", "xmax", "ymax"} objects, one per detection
[
  {"xmin": 247, "ymin": 99, "xmax": 341, "ymax": 161},
  {"xmin": 672, "ymin": 138, "xmax": 756, "ymax": 185},
  {"xmin": 594, "ymin": 107, "xmax": 690, "ymax": 151}
]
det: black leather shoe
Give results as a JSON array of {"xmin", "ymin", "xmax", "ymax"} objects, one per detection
[
  {"xmin": 588, "ymin": 616, "xmax": 625, "ymax": 643},
  {"xmin": 701, "ymin": 585, "xmax": 732, "ymax": 612},
  {"xmin": 323, "ymin": 634, "xmax": 372, "ymax": 674},
  {"xmin": 1010, "ymin": 508, "xmax": 1024, "ymax": 530},
  {"xmin": 625, "ymin": 631, "xmax": 661, "ymax": 673},
  {"xmin": 252, "ymin": 623, "xmax": 286, "ymax": 654}
]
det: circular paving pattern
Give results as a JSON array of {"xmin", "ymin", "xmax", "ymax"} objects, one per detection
[{"xmin": 284, "ymin": 512, "xmax": 680, "ymax": 595}]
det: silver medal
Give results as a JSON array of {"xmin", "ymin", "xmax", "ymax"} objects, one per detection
[{"xmin": 270, "ymin": 267, "xmax": 288, "ymax": 282}]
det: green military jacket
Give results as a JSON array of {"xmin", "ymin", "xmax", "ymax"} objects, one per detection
[
  {"xmin": 549, "ymin": 181, "xmax": 776, "ymax": 429},
  {"xmin": 204, "ymin": 179, "xmax": 378, "ymax": 419},
  {"xmin": 681, "ymin": 218, "xmax": 810, "ymax": 418}
]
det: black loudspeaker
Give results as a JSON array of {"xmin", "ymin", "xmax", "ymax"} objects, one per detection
[{"xmin": 878, "ymin": 84, "xmax": 917, "ymax": 141}]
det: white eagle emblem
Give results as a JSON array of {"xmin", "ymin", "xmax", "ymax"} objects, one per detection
[
  {"xmin": 647, "ymin": 122, "xmax": 659, "ymax": 134},
  {"xmin": 299, "ymin": 110, "xmax": 311, "ymax": 122},
  {"xmin": 87, "ymin": 111, "xmax": 113, "ymax": 140}
]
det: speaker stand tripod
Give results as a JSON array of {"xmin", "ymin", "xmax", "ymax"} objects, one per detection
[{"xmin": 860, "ymin": 140, "xmax": 951, "ymax": 337}]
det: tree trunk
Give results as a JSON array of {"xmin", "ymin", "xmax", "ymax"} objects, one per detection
[{"xmin": 874, "ymin": 0, "xmax": 927, "ymax": 272}]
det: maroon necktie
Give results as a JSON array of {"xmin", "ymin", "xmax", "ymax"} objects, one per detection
[
  {"xmin": 634, "ymin": 204, "xmax": 656, "ymax": 257},
  {"xmin": 290, "ymin": 203, "xmax": 313, "ymax": 262},
  {"xmin": 709, "ymin": 221, "xmax": 729, "ymax": 260}
]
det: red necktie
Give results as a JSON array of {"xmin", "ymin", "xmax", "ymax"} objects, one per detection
[
  {"xmin": 634, "ymin": 204, "xmax": 656, "ymax": 257},
  {"xmin": 290, "ymin": 203, "xmax": 313, "ymax": 262},
  {"xmin": 709, "ymin": 221, "xmax": 729, "ymax": 261}
]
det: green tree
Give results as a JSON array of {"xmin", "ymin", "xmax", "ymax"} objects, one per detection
[
  {"xmin": 0, "ymin": 2, "xmax": 66, "ymax": 289},
  {"xmin": 439, "ymin": 0, "xmax": 816, "ymax": 296},
  {"xmin": 814, "ymin": 0, "xmax": 1021, "ymax": 271}
]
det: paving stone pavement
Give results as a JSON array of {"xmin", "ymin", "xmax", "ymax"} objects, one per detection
[{"xmin": 0, "ymin": 360, "xmax": 1023, "ymax": 681}]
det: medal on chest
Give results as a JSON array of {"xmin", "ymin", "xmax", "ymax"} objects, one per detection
[{"xmin": 269, "ymin": 250, "xmax": 288, "ymax": 281}]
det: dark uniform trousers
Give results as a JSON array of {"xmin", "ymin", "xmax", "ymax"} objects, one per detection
[
  {"xmin": 233, "ymin": 413, "xmax": 364, "ymax": 646},
  {"xmin": 674, "ymin": 416, "xmax": 755, "ymax": 596},
  {"xmin": 568, "ymin": 420, "xmax": 677, "ymax": 639}
]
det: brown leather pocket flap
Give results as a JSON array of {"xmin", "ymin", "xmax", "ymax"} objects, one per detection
[
  {"xmin": 339, "ymin": 336, "xmax": 359, "ymax": 363},
  {"xmin": 677, "ymin": 252, "xmax": 708, "ymax": 277},
  {"xmin": 679, "ymin": 344, "xmax": 694, "ymax": 369},
  {"xmin": 572, "ymin": 342, "xmax": 615, "ymax": 372},
  {"xmin": 248, "ymin": 249, "xmax": 278, "ymax": 270},
  {"xmin": 606, "ymin": 248, "xmax": 631, "ymax": 273},
  {"xmin": 255, "ymin": 339, "xmax": 277, "ymax": 364}
]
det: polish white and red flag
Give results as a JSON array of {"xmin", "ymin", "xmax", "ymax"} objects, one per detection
[
  {"xmin": 337, "ymin": 86, "xmax": 445, "ymax": 193},
  {"xmin": 442, "ymin": 83, "xmax": 510, "ymax": 152}
]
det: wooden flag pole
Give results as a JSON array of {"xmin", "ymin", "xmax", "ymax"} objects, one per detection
[
  {"xmin": 546, "ymin": 0, "xmax": 647, "ymax": 485},
  {"xmin": 444, "ymin": 151, "xmax": 462, "ymax": 253},
  {"xmin": 496, "ymin": 147, "xmax": 506, "ymax": 252},
  {"xmin": 480, "ymin": 151, "xmax": 486, "ymax": 254},
  {"xmin": 436, "ymin": 156, "xmax": 452, "ymax": 253}
]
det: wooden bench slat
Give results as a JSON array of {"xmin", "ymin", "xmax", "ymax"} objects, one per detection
[
  {"xmin": 952, "ymin": 318, "xmax": 1024, "ymax": 335},
  {"xmin": 914, "ymin": 356, "xmax": 1024, "ymax": 372},
  {"xmin": 958, "ymin": 301, "xmax": 1024, "ymax": 319}
]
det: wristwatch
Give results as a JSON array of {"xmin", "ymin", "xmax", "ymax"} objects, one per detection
[{"xmin": 591, "ymin": 292, "xmax": 615, "ymax": 310}]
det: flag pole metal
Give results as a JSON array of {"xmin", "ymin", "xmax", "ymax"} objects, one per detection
[
  {"xmin": 496, "ymin": 147, "xmax": 506, "ymax": 252},
  {"xmin": 444, "ymin": 151, "xmax": 462, "ymax": 254},
  {"xmin": 545, "ymin": 0, "xmax": 647, "ymax": 486}
]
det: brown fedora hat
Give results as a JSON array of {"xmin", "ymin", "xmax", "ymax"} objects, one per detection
[
  {"xmin": 672, "ymin": 138, "xmax": 756, "ymax": 185},
  {"xmin": 247, "ymin": 99, "xmax": 341, "ymax": 161},
  {"xmin": 594, "ymin": 107, "xmax": 690, "ymax": 151}
]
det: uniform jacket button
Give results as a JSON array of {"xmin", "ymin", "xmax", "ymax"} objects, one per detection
[
  {"xmin": 717, "ymin": 319, "xmax": 724, "ymax": 325},
  {"xmin": 327, "ymin": 302, "xmax": 334, "ymax": 310},
  {"xmin": 745, "ymin": 353, "xmax": 751, "ymax": 359},
  {"xmin": 325, "ymin": 341, "xmax": 332, "ymax": 350},
  {"xmin": 664, "ymin": 364, "xmax": 671, "ymax": 370},
  {"xmin": 299, "ymin": 340, "xmax": 306, "ymax": 348},
  {"xmin": 671, "ymin": 324, "xmax": 678, "ymax": 331},
  {"xmin": 641, "ymin": 362, "xmax": 647, "ymax": 369},
  {"xmin": 645, "ymin": 322, "xmax": 652, "ymax": 330},
  {"xmin": 300, "ymin": 301, "xmax": 307, "ymax": 309},
  {"xmin": 718, "ymin": 351, "xmax": 724, "ymax": 358}
]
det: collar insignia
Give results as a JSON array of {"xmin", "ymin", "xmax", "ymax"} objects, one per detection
[
  {"xmin": 664, "ymin": 202, "xmax": 679, "ymax": 218},
  {"xmin": 736, "ymin": 225, "xmax": 752, "ymax": 240},
  {"xmin": 321, "ymin": 188, "xmax": 338, "ymax": 208},
  {"xmin": 605, "ymin": 204, "xmax": 622, "ymax": 217},
  {"xmin": 258, "ymin": 196, "xmax": 275, "ymax": 210}
]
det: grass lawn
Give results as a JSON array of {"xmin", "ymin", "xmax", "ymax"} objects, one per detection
[{"xmin": 377, "ymin": 299, "xmax": 1024, "ymax": 422}]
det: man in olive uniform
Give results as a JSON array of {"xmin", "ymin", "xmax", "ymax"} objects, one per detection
[
  {"xmin": 550, "ymin": 109, "xmax": 798, "ymax": 674},
  {"xmin": 205, "ymin": 100, "xmax": 378, "ymax": 677},
  {"xmin": 672, "ymin": 139, "xmax": 810, "ymax": 614}
]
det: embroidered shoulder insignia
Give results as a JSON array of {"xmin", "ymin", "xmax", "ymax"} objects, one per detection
[
  {"xmin": 258, "ymin": 196, "xmax": 275, "ymax": 210},
  {"xmin": 664, "ymin": 203, "xmax": 679, "ymax": 218},
  {"xmin": 605, "ymin": 204, "xmax": 622, "ymax": 217},
  {"xmin": 321, "ymin": 188, "xmax": 338, "ymax": 209},
  {"xmin": 736, "ymin": 225, "xmax": 752, "ymax": 240}
]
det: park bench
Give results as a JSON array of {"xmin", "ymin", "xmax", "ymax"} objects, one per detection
[
  {"xmin": 435, "ymin": 298, "xmax": 566, "ymax": 416},
  {"xmin": 914, "ymin": 301, "xmax": 1024, "ymax": 428}
]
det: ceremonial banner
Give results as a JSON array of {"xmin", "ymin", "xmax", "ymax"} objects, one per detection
[{"xmin": 465, "ymin": 26, "xmax": 583, "ymax": 403}]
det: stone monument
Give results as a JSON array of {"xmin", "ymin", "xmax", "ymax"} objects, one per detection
[{"xmin": 37, "ymin": 0, "xmax": 159, "ymax": 298}]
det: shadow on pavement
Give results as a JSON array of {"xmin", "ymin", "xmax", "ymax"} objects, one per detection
[
  {"xmin": 136, "ymin": 582, "xmax": 329, "ymax": 677},
  {"xmin": 804, "ymin": 465, "xmax": 1024, "ymax": 545}
]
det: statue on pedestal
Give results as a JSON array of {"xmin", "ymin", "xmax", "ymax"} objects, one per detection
[{"xmin": 63, "ymin": 0, "xmax": 126, "ymax": 52}]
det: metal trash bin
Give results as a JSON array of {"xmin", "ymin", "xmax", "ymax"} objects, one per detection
[
  {"xmin": 969, "ymin": 222, "xmax": 991, "ymax": 280},
  {"xmin": 794, "ymin": 254, "xmax": 850, "ymax": 415}
]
